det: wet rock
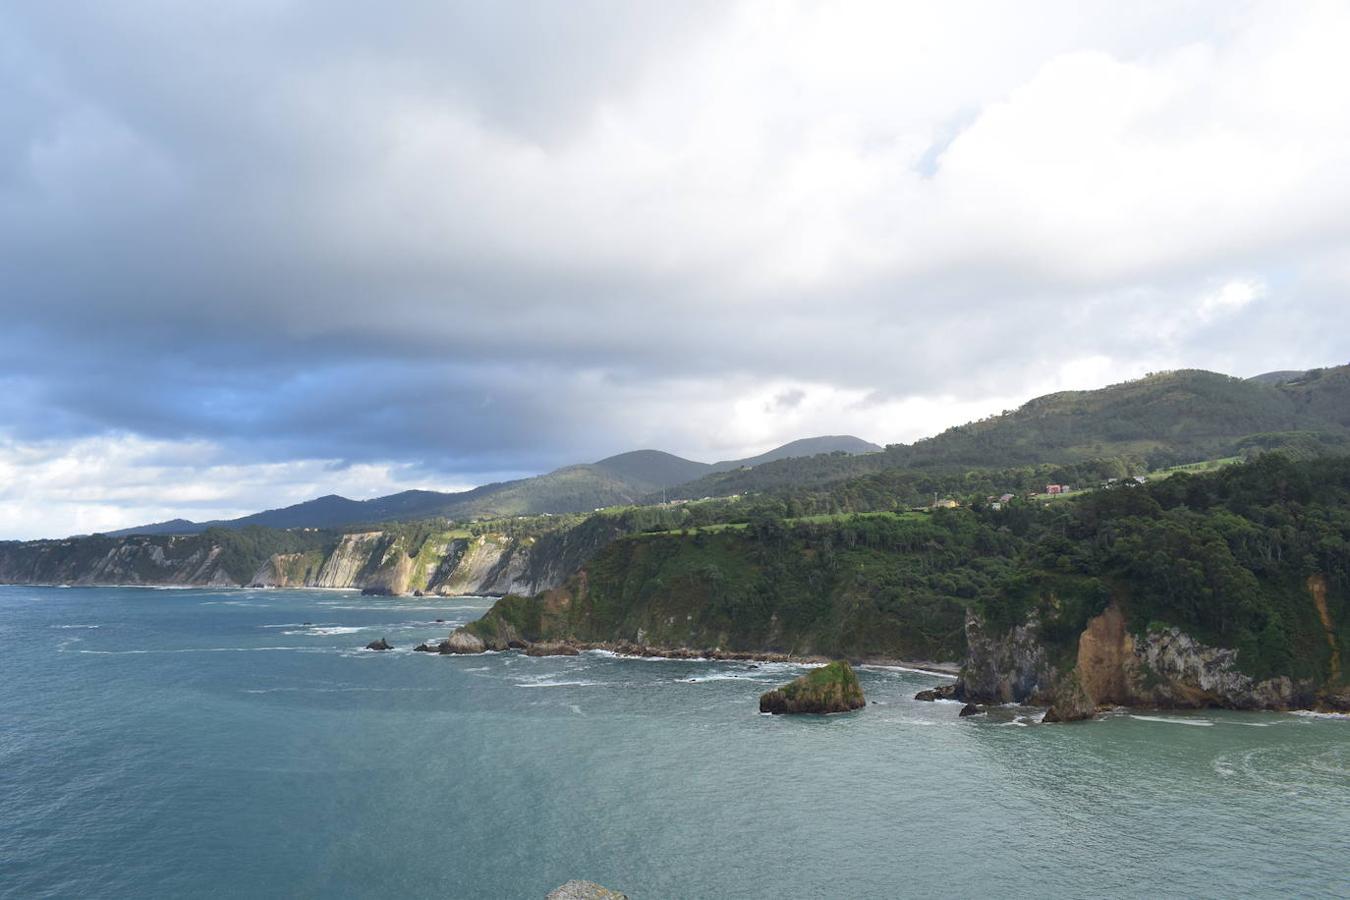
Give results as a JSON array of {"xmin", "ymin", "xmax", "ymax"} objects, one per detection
[
  {"xmin": 361, "ymin": 586, "xmax": 395, "ymax": 596},
  {"xmin": 525, "ymin": 641, "xmax": 580, "ymax": 657},
  {"xmin": 1042, "ymin": 670, "xmax": 1096, "ymax": 723},
  {"xmin": 439, "ymin": 629, "xmax": 486, "ymax": 654},
  {"xmin": 413, "ymin": 590, "xmax": 424, "ymax": 597},
  {"xmin": 365, "ymin": 638, "xmax": 393, "ymax": 651},
  {"xmin": 958, "ymin": 703, "xmax": 983, "ymax": 717},
  {"xmin": 412, "ymin": 642, "xmax": 438, "ymax": 652},
  {"xmin": 759, "ymin": 660, "xmax": 865, "ymax": 714},
  {"xmin": 915, "ymin": 683, "xmax": 958, "ymax": 702},
  {"xmin": 546, "ymin": 881, "xmax": 628, "ymax": 900}
]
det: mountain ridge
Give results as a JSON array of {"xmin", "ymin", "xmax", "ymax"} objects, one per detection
[{"xmin": 103, "ymin": 435, "xmax": 880, "ymax": 538}]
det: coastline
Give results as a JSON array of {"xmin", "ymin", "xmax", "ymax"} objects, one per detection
[
  {"xmin": 0, "ymin": 581, "xmax": 506, "ymax": 598},
  {"xmin": 444, "ymin": 634, "xmax": 962, "ymax": 677}
]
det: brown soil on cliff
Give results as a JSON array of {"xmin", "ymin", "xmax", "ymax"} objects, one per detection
[
  {"xmin": 1307, "ymin": 574, "xmax": 1341, "ymax": 684},
  {"xmin": 1075, "ymin": 603, "xmax": 1133, "ymax": 706}
]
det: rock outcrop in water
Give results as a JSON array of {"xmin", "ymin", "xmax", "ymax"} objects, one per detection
[
  {"xmin": 439, "ymin": 630, "xmax": 486, "ymax": 654},
  {"xmin": 759, "ymin": 660, "xmax": 865, "ymax": 714},
  {"xmin": 365, "ymin": 638, "xmax": 393, "ymax": 651},
  {"xmin": 1041, "ymin": 670, "xmax": 1095, "ymax": 722},
  {"xmin": 914, "ymin": 683, "xmax": 958, "ymax": 702}
]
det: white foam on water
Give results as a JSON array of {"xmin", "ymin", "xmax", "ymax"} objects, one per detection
[
  {"xmin": 859, "ymin": 664, "xmax": 959, "ymax": 679},
  {"xmin": 1130, "ymin": 714, "xmax": 1214, "ymax": 727},
  {"xmin": 516, "ymin": 679, "xmax": 604, "ymax": 689},
  {"xmin": 52, "ymin": 624, "xmax": 100, "ymax": 629},
  {"xmin": 1289, "ymin": 709, "xmax": 1350, "ymax": 720},
  {"xmin": 75, "ymin": 646, "xmax": 316, "ymax": 655},
  {"xmin": 681, "ymin": 671, "xmax": 766, "ymax": 683},
  {"xmin": 282, "ymin": 626, "xmax": 364, "ymax": 636}
]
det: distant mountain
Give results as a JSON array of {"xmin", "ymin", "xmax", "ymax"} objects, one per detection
[
  {"xmin": 709, "ymin": 435, "xmax": 881, "ymax": 471},
  {"xmin": 103, "ymin": 436, "xmax": 880, "ymax": 536},
  {"xmin": 667, "ymin": 365, "xmax": 1350, "ymax": 499},
  {"xmin": 1247, "ymin": 370, "xmax": 1310, "ymax": 385},
  {"xmin": 591, "ymin": 450, "xmax": 714, "ymax": 487},
  {"xmin": 105, "ymin": 518, "xmax": 201, "ymax": 538}
]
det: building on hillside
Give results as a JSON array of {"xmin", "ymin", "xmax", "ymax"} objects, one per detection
[
  {"xmin": 932, "ymin": 498, "xmax": 959, "ymax": 509},
  {"xmin": 1045, "ymin": 484, "xmax": 1064, "ymax": 494}
]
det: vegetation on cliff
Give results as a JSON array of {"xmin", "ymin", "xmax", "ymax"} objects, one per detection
[
  {"xmin": 666, "ymin": 366, "xmax": 1350, "ymax": 501},
  {"xmin": 759, "ymin": 660, "xmax": 866, "ymax": 714},
  {"xmin": 466, "ymin": 455, "xmax": 1350, "ymax": 698}
]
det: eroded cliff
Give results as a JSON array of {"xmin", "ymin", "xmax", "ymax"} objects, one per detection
[{"xmin": 960, "ymin": 588, "xmax": 1346, "ymax": 718}]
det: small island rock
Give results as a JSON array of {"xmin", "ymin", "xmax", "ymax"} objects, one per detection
[
  {"xmin": 915, "ymin": 683, "xmax": 958, "ymax": 702},
  {"xmin": 546, "ymin": 881, "xmax": 628, "ymax": 900},
  {"xmin": 958, "ymin": 703, "xmax": 983, "ymax": 717},
  {"xmin": 365, "ymin": 638, "xmax": 393, "ymax": 651},
  {"xmin": 759, "ymin": 660, "xmax": 865, "ymax": 714}
]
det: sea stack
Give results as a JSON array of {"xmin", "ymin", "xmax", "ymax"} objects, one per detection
[{"xmin": 759, "ymin": 660, "xmax": 865, "ymax": 714}]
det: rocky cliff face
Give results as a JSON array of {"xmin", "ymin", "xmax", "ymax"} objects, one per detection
[
  {"xmin": 961, "ymin": 597, "xmax": 1338, "ymax": 717},
  {"xmin": 0, "ymin": 535, "xmax": 238, "ymax": 587},
  {"xmin": 0, "ymin": 526, "xmax": 594, "ymax": 597},
  {"xmin": 959, "ymin": 611, "xmax": 1055, "ymax": 704}
]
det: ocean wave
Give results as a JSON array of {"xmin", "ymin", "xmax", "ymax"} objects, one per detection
[
  {"xmin": 1130, "ymin": 714, "xmax": 1214, "ymax": 727},
  {"xmin": 680, "ymin": 671, "xmax": 773, "ymax": 684},
  {"xmin": 52, "ymin": 624, "xmax": 101, "ymax": 629},
  {"xmin": 74, "ymin": 646, "xmax": 317, "ymax": 655},
  {"xmin": 516, "ymin": 679, "xmax": 605, "ymax": 688},
  {"xmin": 859, "ymin": 664, "xmax": 959, "ymax": 679},
  {"xmin": 1289, "ymin": 709, "xmax": 1350, "ymax": 720}
]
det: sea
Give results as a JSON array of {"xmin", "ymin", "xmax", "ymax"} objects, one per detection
[{"xmin": 1, "ymin": 585, "xmax": 1347, "ymax": 899}]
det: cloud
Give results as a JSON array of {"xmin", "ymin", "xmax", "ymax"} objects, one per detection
[{"xmin": 1, "ymin": 1, "xmax": 1349, "ymax": 536}]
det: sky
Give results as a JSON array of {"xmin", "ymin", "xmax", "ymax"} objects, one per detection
[{"xmin": 2, "ymin": 1, "xmax": 1349, "ymax": 539}]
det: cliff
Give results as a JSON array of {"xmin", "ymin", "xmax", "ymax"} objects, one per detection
[
  {"xmin": 960, "ymin": 593, "xmax": 1348, "ymax": 718},
  {"xmin": 459, "ymin": 524, "xmax": 971, "ymax": 663},
  {"xmin": 0, "ymin": 523, "xmax": 603, "ymax": 598}
]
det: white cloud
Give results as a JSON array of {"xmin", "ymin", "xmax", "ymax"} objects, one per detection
[
  {"xmin": 1, "ymin": 2, "xmax": 1349, "ymax": 537},
  {"xmin": 0, "ymin": 434, "xmax": 475, "ymax": 540}
]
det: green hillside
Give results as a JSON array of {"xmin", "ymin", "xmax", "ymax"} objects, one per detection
[
  {"xmin": 667, "ymin": 366, "xmax": 1350, "ymax": 500},
  {"xmin": 469, "ymin": 455, "xmax": 1350, "ymax": 689}
]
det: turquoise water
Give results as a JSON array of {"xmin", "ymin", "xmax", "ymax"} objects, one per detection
[{"xmin": 1, "ymin": 586, "xmax": 1347, "ymax": 899}]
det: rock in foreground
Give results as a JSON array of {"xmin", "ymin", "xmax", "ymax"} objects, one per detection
[
  {"xmin": 546, "ymin": 881, "xmax": 628, "ymax": 900},
  {"xmin": 759, "ymin": 660, "xmax": 865, "ymax": 714}
]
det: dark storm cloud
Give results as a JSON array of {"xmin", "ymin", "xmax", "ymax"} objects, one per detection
[{"xmin": 1, "ymin": 0, "xmax": 1349, "ymax": 511}]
